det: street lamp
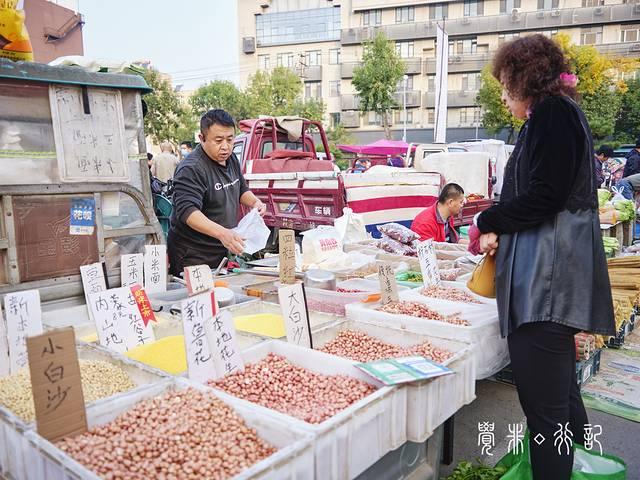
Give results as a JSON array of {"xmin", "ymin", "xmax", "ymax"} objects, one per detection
[{"xmin": 402, "ymin": 74, "xmax": 409, "ymax": 142}]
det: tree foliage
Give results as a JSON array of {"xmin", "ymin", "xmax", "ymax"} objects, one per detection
[
  {"xmin": 190, "ymin": 80, "xmax": 251, "ymax": 123},
  {"xmin": 615, "ymin": 78, "xmax": 640, "ymax": 144},
  {"xmin": 317, "ymin": 124, "xmax": 355, "ymax": 170},
  {"xmin": 476, "ymin": 65, "xmax": 523, "ymax": 142},
  {"xmin": 352, "ymin": 32, "xmax": 405, "ymax": 139}
]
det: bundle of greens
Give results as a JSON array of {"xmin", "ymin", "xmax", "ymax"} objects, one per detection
[
  {"xmin": 602, "ymin": 237, "xmax": 620, "ymax": 256},
  {"xmin": 444, "ymin": 461, "xmax": 508, "ymax": 480},
  {"xmin": 598, "ymin": 189, "xmax": 611, "ymax": 208},
  {"xmin": 614, "ymin": 200, "xmax": 635, "ymax": 222},
  {"xmin": 396, "ymin": 270, "xmax": 423, "ymax": 283}
]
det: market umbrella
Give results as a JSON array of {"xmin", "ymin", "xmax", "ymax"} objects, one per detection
[{"xmin": 338, "ymin": 139, "xmax": 414, "ymax": 156}]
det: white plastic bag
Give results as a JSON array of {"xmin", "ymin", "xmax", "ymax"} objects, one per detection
[
  {"xmin": 301, "ymin": 226, "xmax": 343, "ymax": 266},
  {"xmin": 232, "ymin": 208, "xmax": 270, "ymax": 255},
  {"xmin": 334, "ymin": 207, "xmax": 369, "ymax": 244},
  {"xmin": 610, "ymin": 186, "xmax": 626, "ymax": 205}
]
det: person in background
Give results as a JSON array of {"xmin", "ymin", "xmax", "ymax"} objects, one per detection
[
  {"xmin": 168, "ymin": 109, "xmax": 266, "ymax": 276},
  {"xmin": 180, "ymin": 140, "xmax": 194, "ymax": 160},
  {"xmin": 353, "ymin": 157, "xmax": 371, "ymax": 173},
  {"xmin": 475, "ymin": 35, "xmax": 614, "ymax": 480},
  {"xmin": 622, "ymin": 137, "xmax": 640, "ymax": 178},
  {"xmin": 594, "ymin": 145, "xmax": 613, "ymax": 187},
  {"xmin": 146, "ymin": 152, "xmax": 153, "ymax": 170},
  {"xmin": 387, "ymin": 155, "xmax": 405, "ymax": 167},
  {"xmin": 411, "ymin": 183, "xmax": 465, "ymax": 243},
  {"xmin": 151, "ymin": 141, "xmax": 180, "ymax": 183},
  {"xmin": 614, "ymin": 172, "xmax": 640, "ymax": 200}
]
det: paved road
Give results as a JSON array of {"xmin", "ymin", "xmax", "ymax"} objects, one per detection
[{"xmin": 439, "ymin": 379, "xmax": 639, "ymax": 479}]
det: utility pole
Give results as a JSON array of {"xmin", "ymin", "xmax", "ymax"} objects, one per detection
[{"xmin": 402, "ymin": 74, "xmax": 408, "ymax": 142}]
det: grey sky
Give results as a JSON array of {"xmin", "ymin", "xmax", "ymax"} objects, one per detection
[{"xmin": 81, "ymin": 0, "xmax": 239, "ymax": 90}]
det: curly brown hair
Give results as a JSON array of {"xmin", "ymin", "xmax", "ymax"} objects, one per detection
[{"xmin": 492, "ymin": 34, "xmax": 576, "ymax": 106}]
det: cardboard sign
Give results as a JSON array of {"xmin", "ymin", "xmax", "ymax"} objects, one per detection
[
  {"xmin": 378, "ymin": 263, "xmax": 400, "ymax": 304},
  {"xmin": 27, "ymin": 328, "xmax": 87, "ymax": 442},
  {"xmin": 69, "ymin": 198, "xmax": 96, "ymax": 236},
  {"xmin": 184, "ymin": 264, "xmax": 214, "ymax": 296},
  {"xmin": 144, "ymin": 245, "xmax": 167, "ymax": 294},
  {"xmin": 0, "ymin": 308, "xmax": 10, "ymax": 377},
  {"xmin": 88, "ymin": 287, "xmax": 155, "ymax": 354},
  {"xmin": 181, "ymin": 291, "xmax": 216, "ymax": 383},
  {"xmin": 130, "ymin": 285, "xmax": 156, "ymax": 327},
  {"xmin": 80, "ymin": 262, "xmax": 107, "ymax": 307},
  {"xmin": 120, "ymin": 254, "xmax": 144, "ymax": 287},
  {"xmin": 417, "ymin": 239, "xmax": 441, "ymax": 287},
  {"xmin": 355, "ymin": 356, "xmax": 452, "ymax": 386},
  {"xmin": 279, "ymin": 229, "xmax": 296, "ymax": 285},
  {"xmin": 278, "ymin": 283, "xmax": 313, "ymax": 348},
  {"xmin": 3, "ymin": 290, "xmax": 43, "ymax": 374},
  {"xmin": 204, "ymin": 309, "xmax": 244, "ymax": 380}
]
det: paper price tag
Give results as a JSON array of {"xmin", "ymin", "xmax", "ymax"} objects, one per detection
[
  {"xmin": 279, "ymin": 229, "xmax": 296, "ymax": 285},
  {"xmin": 278, "ymin": 283, "xmax": 313, "ymax": 348},
  {"xmin": 80, "ymin": 262, "xmax": 107, "ymax": 306},
  {"xmin": 417, "ymin": 239, "xmax": 441, "ymax": 287},
  {"xmin": 181, "ymin": 291, "xmax": 216, "ymax": 383},
  {"xmin": 204, "ymin": 309, "xmax": 244, "ymax": 381},
  {"xmin": 378, "ymin": 263, "xmax": 400, "ymax": 304},
  {"xmin": 121, "ymin": 254, "xmax": 144, "ymax": 287},
  {"xmin": 3, "ymin": 289, "xmax": 43, "ymax": 374},
  {"xmin": 144, "ymin": 245, "xmax": 167, "ymax": 294},
  {"xmin": 184, "ymin": 264, "xmax": 214, "ymax": 296},
  {"xmin": 27, "ymin": 328, "xmax": 87, "ymax": 442}
]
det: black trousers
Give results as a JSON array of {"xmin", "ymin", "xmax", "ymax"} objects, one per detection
[
  {"xmin": 167, "ymin": 231, "xmax": 227, "ymax": 277},
  {"xmin": 508, "ymin": 321, "xmax": 588, "ymax": 480}
]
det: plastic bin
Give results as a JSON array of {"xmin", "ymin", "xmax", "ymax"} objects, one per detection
[
  {"xmin": 23, "ymin": 378, "xmax": 315, "ymax": 480},
  {"xmin": 217, "ymin": 340, "xmax": 407, "ymax": 480},
  {"xmin": 405, "ymin": 281, "xmax": 495, "ymax": 307},
  {"xmin": 311, "ymin": 320, "xmax": 476, "ymax": 442}
]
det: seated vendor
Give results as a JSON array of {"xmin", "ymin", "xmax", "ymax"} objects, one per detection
[{"xmin": 411, "ymin": 183, "xmax": 465, "ymax": 243}]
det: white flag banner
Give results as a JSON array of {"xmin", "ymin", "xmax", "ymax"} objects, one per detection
[{"xmin": 434, "ymin": 23, "xmax": 449, "ymax": 144}]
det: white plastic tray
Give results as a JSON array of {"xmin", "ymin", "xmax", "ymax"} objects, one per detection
[
  {"xmin": 220, "ymin": 340, "xmax": 407, "ymax": 479},
  {"xmin": 311, "ymin": 320, "xmax": 476, "ymax": 442},
  {"xmin": 406, "ymin": 281, "xmax": 496, "ymax": 307},
  {"xmin": 24, "ymin": 378, "xmax": 315, "ymax": 480}
]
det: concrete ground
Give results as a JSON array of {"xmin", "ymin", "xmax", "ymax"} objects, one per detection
[{"xmin": 439, "ymin": 379, "xmax": 640, "ymax": 479}]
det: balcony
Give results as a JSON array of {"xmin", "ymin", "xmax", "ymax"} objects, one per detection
[
  {"xmin": 341, "ymin": 3, "xmax": 640, "ymax": 44},
  {"xmin": 393, "ymin": 90, "xmax": 422, "ymax": 108},
  {"xmin": 424, "ymin": 53, "xmax": 491, "ymax": 75},
  {"xmin": 341, "ymin": 111, "xmax": 361, "ymax": 128},
  {"xmin": 596, "ymin": 42, "xmax": 640, "ymax": 58},
  {"xmin": 341, "ymin": 94, "xmax": 361, "ymax": 110},
  {"xmin": 341, "ymin": 57, "xmax": 423, "ymax": 79},
  {"xmin": 303, "ymin": 65, "xmax": 323, "ymax": 82},
  {"xmin": 423, "ymin": 90, "xmax": 479, "ymax": 108}
]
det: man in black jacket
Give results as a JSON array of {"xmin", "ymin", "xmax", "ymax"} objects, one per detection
[
  {"xmin": 622, "ymin": 138, "xmax": 640, "ymax": 178},
  {"xmin": 167, "ymin": 109, "xmax": 265, "ymax": 276}
]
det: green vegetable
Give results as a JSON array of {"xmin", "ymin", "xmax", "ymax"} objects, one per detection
[
  {"xmin": 396, "ymin": 270, "xmax": 423, "ymax": 283},
  {"xmin": 602, "ymin": 237, "xmax": 620, "ymax": 256},
  {"xmin": 598, "ymin": 189, "xmax": 611, "ymax": 208},
  {"xmin": 614, "ymin": 200, "xmax": 635, "ymax": 222},
  {"xmin": 443, "ymin": 460, "xmax": 508, "ymax": 480}
]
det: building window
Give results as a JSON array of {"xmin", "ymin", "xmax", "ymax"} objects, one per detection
[
  {"xmin": 429, "ymin": 3, "xmax": 449, "ymax": 19},
  {"xmin": 500, "ymin": 0, "xmax": 521, "ymax": 13},
  {"xmin": 258, "ymin": 54, "xmax": 270, "ymax": 70},
  {"xmin": 329, "ymin": 80, "xmax": 341, "ymax": 97},
  {"xmin": 329, "ymin": 48, "xmax": 341, "ymax": 64},
  {"xmin": 305, "ymin": 82, "xmax": 322, "ymax": 100},
  {"xmin": 395, "ymin": 110, "xmax": 414, "ymax": 124},
  {"xmin": 368, "ymin": 112, "xmax": 383, "ymax": 126},
  {"xmin": 277, "ymin": 52, "xmax": 295, "ymax": 68},
  {"xmin": 396, "ymin": 41, "xmax": 415, "ymax": 58},
  {"xmin": 396, "ymin": 76, "xmax": 414, "ymax": 91},
  {"xmin": 539, "ymin": 29, "xmax": 559, "ymax": 37},
  {"xmin": 621, "ymin": 24, "xmax": 640, "ymax": 42},
  {"xmin": 362, "ymin": 9, "xmax": 382, "ymax": 26},
  {"xmin": 306, "ymin": 50, "xmax": 322, "ymax": 66},
  {"xmin": 449, "ymin": 38, "xmax": 478, "ymax": 55},
  {"xmin": 464, "ymin": 0, "xmax": 484, "ymax": 17},
  {"xmin": 256, "ymin": 7, "xmax": 341, "ymax": 47},
  {"xmin": 498, "ymin": 32, "xmax": 520, "ymax": 44},
  {"xmin": 580, "ymin": 26, "xmax": 603, "ymax": 45},
  {"xmin": 427, "ymin": 75, "xmax": 436, "ymax": 91},
  {"xmin": 395, "ymin": 6, "xmax": 415, "ymax": 23},
  {"xmin": 330, "ymin": 112, "xmax": 341, "ymax": 128},
  {"xmin": 462, "ymin": 73, "xmax": 481, "ymax": 91},
  {"xmin": 427, "ymin": 109, "xmax": 436, "ymax": 124},
  {"xmin": 537, "ymin": 0, "xmax": 559, "ymax": 9},
  {"xmin": 582, "ymin": 0, "xmax": 604, "ymax": 5}
]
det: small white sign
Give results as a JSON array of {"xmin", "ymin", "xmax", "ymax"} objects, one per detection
[
  {"xmin": 417, "ymin": 239, "xmax": 441, "ymax": 287},
  {"xmin": 278, "ymin": 283, "xmax": 313, "ymax": 348},
  {"xmin": 204, "ymin": 309, "xmax": 244, "ymax": 380},
  {"xmin": 0, "ymin": 309, "xmax": 9, "ymax": 377},
  {"xmin": 184, "ymin": 264, "xmax": 214, "ymax": 296},
  {"xmin": 144, "ymin": 245, "xmax": 167, "ymax": 293},
  {"xmin": 88, "ymin": 287, "xmax": 155, "ymax": 354},
  {"xmin": 80, "ymin": 262, "xmax": 107, "ymax": 307},
  {"xmin": 3, "ymin": 290, "xmax": 43, "ymax": 374},
  {"xmin": 121, "ymin": 254, "xmax": 144, "ymax": 287},
  {"xmin": 181, "ymin": 291, "xmax": 216, "ymax": 383},
  {"xmin": 378, "ymin": 263, "xmax": 400, "ymax": 304}
]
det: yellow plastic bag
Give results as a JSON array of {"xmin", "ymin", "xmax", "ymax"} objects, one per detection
[{"xmin": 0, "ymin": 1, "xmax": 34, "ymax": 62}]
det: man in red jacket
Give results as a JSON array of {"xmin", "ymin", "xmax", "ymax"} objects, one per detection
[{"xmin": 411, "ymin": 183, "xmax": 465, "ymax": 243}]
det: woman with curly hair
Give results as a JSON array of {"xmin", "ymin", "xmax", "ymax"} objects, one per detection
[{"xmin": 476, "ymin": 34, "xmax": 615, "ymax": 479}]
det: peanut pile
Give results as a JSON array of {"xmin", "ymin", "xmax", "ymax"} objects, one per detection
[
  {"xmin": 319, "ymin": 329, "xmax": 454, "ymax": 364},
  {"xmin": 209, "ymin": 353, "xmax": 376, "ymax": 424},
  {"xmin": 57, "ymin": 388, "xmax": 276, "ymax": 480},
  {"xmin": 421, "ymin": 285, "xmax": 481, "ymax": 304},
  {"xmin": 0, "ymin": 359, "xmax": 136, "ymax": 421},
  {"xmin": 377, "ymin": 301, "xmax": 470, "ymax": 326}
]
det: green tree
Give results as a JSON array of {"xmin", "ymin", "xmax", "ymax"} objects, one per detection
[
  {"xmin": 292, "ymin": 98, "xmax": 325, "ymax": 123},
  {"xmin": 615, "ymin": 78, "xmax": 640, "ymax": 143},
  {"xmin": 352, "ymin": 32, "xmax": 405, "ymax": 139},
  {"xmin": 581, "ymin": 83, "xmax": 623, "ymax": 140},
  {"xmin": 476, "ymin": 66, "xmax": 523, "ymax": 143},
  {"xmin": 190, "ymin": 80, "xmax": 250, "ymax": 123},
  {"xmin": 141, "ymin": 68, "xmax": 196, "ymax": 144},
  {"xmin": 317, "ymin": 124, "xmax": 355, "ymax": 170}
]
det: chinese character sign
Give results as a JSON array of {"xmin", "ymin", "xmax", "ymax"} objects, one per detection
[
  {"xmin": 80, "ymin": 262, "xmax": 107, "ymax": 308},
  {"xmin": 144, "ymin": 245, "xmax": 167, "ymax": 294},
  {"xmin": 69, "ymin": 198, "xmax": 95, "ymax": 236},
  {"xmin": 26, "ymin": 327, "xmax": 87, "ymax": 442},
  {"xmin": 181, "ymin": 292, "xmax": 216, "ymax": 383},
  {"xmin": 378, "ymin": 263, "xmax": 400, "ymax": 304},
  {"xmin": 130, "ymin": 285, "xmax": 156, "ymax": 327},
  {"xmin": 417, "ymin": 239, "xmax": 441, "ymax": 287},
  {"xmin": 279, "ymin": 229, "xmax": 296, "ymax": 285},
  {"xmin": 278, "ymin": 283, "xmax": 312, "ymax": 348},
  {"xmin": 4, "ymin": 290, "xmax": 43, "ymax": 374},
  {"xmin": 121, "ymin": 254, "xmax": 144, "ymax": 288},
  {"xmin": 204, "ymin": 310, "xmax": 244, "ymax": 381},
  {"xmin": 184, "ymin": 264, "xmax": 214, "ymax": 296},
  {"xmin": 477, "ymin": 421, "xmax": 495, "ymax": 456}
]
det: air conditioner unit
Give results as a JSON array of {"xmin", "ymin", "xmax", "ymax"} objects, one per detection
[
  {"xmin": 551, "ymin": 9, "xmax": 561, "ymax": 16},
  {"xmin": 511, "ymin": 8, "xmax": 521, "ymax": 15},
  {"xmin": 462, "ymin": 16, "xmax": 471, "ymax": 24},
  {"xmin": 594, "ymin": 7, "xmax": 604, "ymax": 15},
  {"xmin": 242, "ymin": 37, "xmax": 256, "ymax": 54},
  {"xmin": 536, "ymin": 11, "xmax": 545, "ymax": 18}
]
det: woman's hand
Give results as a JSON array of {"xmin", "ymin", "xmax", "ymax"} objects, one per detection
[
  {"xmin": 253, "ymin": 199, "xmax": 267, "ymax": 216},
  {"xmin": 480, "ymin": 232, "xmax": 499, "ymax": 256}
]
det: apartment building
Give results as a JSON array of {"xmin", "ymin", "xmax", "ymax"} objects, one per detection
[{"xmin": 238, "ymin": 0, "xmax": 640, "ymax": 141}]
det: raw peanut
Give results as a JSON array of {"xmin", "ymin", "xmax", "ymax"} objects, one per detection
[
  {"xmin": 421, "ymin": 285, "xmax": 481, "ymax": 304},
  {"xmin": 376, "ymin": 301, "xmax": 470, "ymax": 326}
]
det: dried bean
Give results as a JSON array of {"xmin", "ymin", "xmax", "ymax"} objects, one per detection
[
  {"xmin": 421, "ymin": 285, "xmax": 481, "ymax": 304},
  {"xmin": 376, "ymin": 301, "xmax": 470, "ymax": 326}
]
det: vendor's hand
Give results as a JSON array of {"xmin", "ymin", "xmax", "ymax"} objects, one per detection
[
  {"xmin": 253, "ymin": 199, "xmax": 267, "ymax": 217},
  {"xmin": 479, "ymin": 232, "xmax": 499, "ymax": 256},
  {"xmin": 219, "ymin": 228, "xmax": 245, "ymax": 255}
]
